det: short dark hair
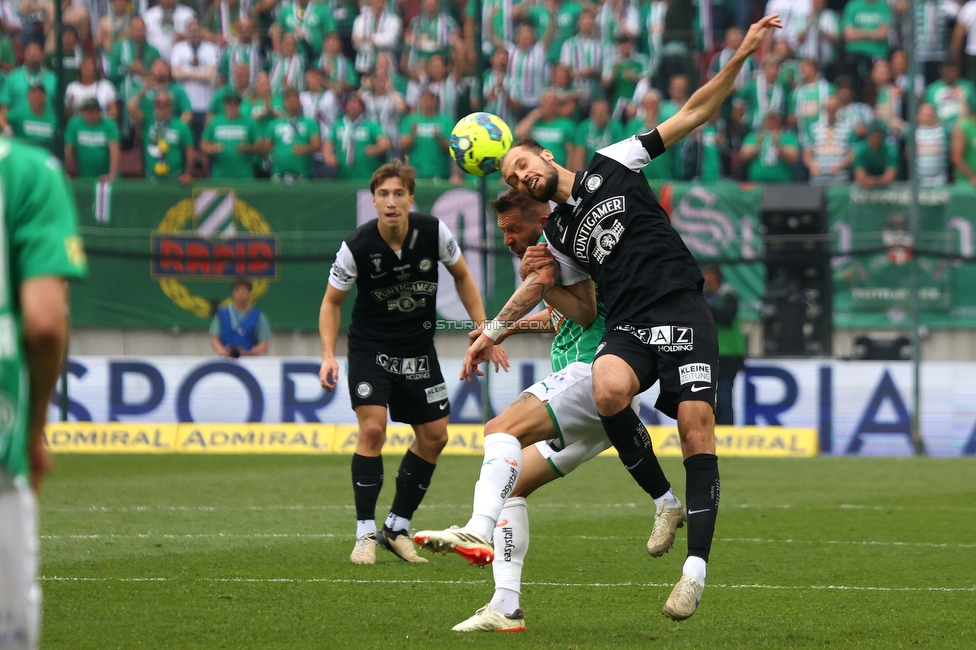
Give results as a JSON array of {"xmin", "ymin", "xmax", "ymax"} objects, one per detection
[
  {"xmin": 489, "ymin": 188, "xmax": 548, "ymax": 219},
  {"xmin": 508, "ymin": 137, "xmax": 545, "ymax": 157},
  {"xmin": 370, "ymin": 158, "xmax": 417, "ymax": 195},
  {"xmin": 232, "ymin": 277, "xmax": 252, "ymax": 291}
]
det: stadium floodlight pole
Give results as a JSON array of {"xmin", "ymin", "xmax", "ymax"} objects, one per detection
[
  {"xmin": 474, "ymin": 0, "xmax": 492, "ymax": 424},
  {"xmin": 904, "ymin": 5, "xmax": 926, "ymax": 456},
  {"xmin": 54, "ymin": 0, "xmax": 65, "ymax": 161}
]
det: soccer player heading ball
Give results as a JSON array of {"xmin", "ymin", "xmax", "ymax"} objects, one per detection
[{"xmin": 417, "ymin": 14, "xmax": 782, "ymax": 623}]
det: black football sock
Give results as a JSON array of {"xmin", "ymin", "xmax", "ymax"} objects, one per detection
[
  {"xmin": 684, "ymin": 453, "xmax": 720, "ymax": 562},
  {"xmin": 351, "ymin": 453, "xmax": 384, "ymax": 522},
  {"xmin": 600, "ymin": 406, "xmax": 671, "ymax": 499},
  {"xmin": 388, "ymin": 450, "xmax": 437, "ymax": 526}
]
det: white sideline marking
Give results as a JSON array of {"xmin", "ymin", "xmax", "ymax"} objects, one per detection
[
  {"xmin": 38, "ymin": 576, "xmax": 976, "ymax": 592},
  {"xmin": 51, "ymin": 502, "xmax": 957, "ymax": 514},
  {"xmin": 41, "ymin": 533, "xmax": 976, "ymax": 550},
  {"xmin": 41, "ymin": 533, "xmax": 341, "ymax": 540}
]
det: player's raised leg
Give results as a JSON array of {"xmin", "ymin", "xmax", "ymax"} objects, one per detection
[
  {"xmin": 376, "ymin": 416, "xmax": 448, "ymax": 563},
  {"xmin": 349, "ymin": 405, "xmax": 387, "ymax": 564},
  {"xmin": 664, "ymin": 400, "xmax": 719, "ymax": 621},
  {"xmin": 414, "ymin": 393, "xmax": 554, "ymax": 566},
  {"xmin": 591, "ymin": 352, "xmax": 685, "ymax": 555}
]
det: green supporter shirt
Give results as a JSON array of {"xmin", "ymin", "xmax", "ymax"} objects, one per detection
[
  {"xmin": 743, "ymin": 130, "xmax": 798, "ymax": 183},
  {"xmin": 330, "ymin": 117, "xmax": 386, "ymax": 180},
  {"xmin": 574, "ymin": 119, "xmax": 624, "ymax": 168},
  {"xmin": 276, "ymin": 1, "xmax": 336, "ymax": 57},
  {"xmin": 400, "ymin": 112, "xmax": 453, "ymax": 179},
  {"xmin": 108, "ymin": 39, "xmax": 161, "ymax": 92},
  {"xmin": 956, "ymin": 117, "xmax": 976, "ymax": 180},
  {"xmin": 530, "ymin": 118, "xmax": 576, "ymax": 167},
  {"xmin": 841, "ymin": 0, "xmax": 891, "ymax": 58},
  {"xmin": 606, "ymin": 54, "xmax": 649, "ymax": 108},
  {"xmin": 0, "ymin": 138, "xmax": 87, "ymax": 479},
  {"xmin": 138, "ymin": 82, "xmax": 193, "ymax": 126},
  {"xmin": 525, "ymin": 1, "xmax": 582, "ymax": 64},
  {"xmin": 65, "ymin": 115, "xmax": 119, "ymax": 177},
  {"xmin": 853, "ymin": 139, "xmax": 899, "ymax": 176},
  {"xmin": 145, "ymin": 118, "xmax": 194, "ymax": 179},
  {"xmin": 7, "ymin": 106, "xmax": 56, "ymax": 152},
  {"xmin": 924, "ymin": 80, "xmax": 976, "ymax": 131},
  {"xmin": 0, "ymin": 38, "xmax": 14, "ymax": 70},
  {"xmin": 0, "ymin": 67, "xmax": 56, "ymax": 114},
  {"xmin": 626, "ymin": 117, "xmax": 676, "ymax": 180},
  {"xmin": 538, "ymin": 232, "xmax": 606, "ymax": 372},
  {"xmin": 203, "ymin": 115, "xmax": 259, "ymax": 179},
  {"xmin": 267, "ymin": 115, "xmax": 319, "ymax": 177}
]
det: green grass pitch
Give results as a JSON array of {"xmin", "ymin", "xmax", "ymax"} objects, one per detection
[{"xmin": 39, "ymin": 454, "xmax": 976, "ymax": 649}]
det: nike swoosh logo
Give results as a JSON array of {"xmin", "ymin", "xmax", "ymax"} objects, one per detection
[
  {"xmin": 418, "ymin": 484, "xmax": 429, "ymax": 491},
  {"xmin": 439, "ymin": 402, "xmax": 449, "ymax": 410},
  {"xmin": 625, "ymin": 458, "xmax": 643, "ymax": 470},
  {"xmin": 690, "ymin": 385, "xmax": 710, "ymax": 392},
  {"xmin": 355, "ymin": 482, "xmax": 379, "ymax": 487},
  {"xmin": 687, "ymin": 509, "xmax": 711, "ymax": 515},
  {"xmin": 370, "ymin": 272, "xmax": 387, "ymax": 279},
  {"xmin": 559, "ymin": 226, "xmax": 569, "ymax": 244}
]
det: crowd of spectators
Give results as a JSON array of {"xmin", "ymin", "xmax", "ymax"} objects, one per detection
[{"xmin": 0, "ymin": 0, "xmax": 973, "ymax": 187}]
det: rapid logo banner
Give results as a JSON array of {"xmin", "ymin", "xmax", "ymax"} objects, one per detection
[{"xmin": 150, "ymin": 188, "xmax": 277, "ymax": 318}]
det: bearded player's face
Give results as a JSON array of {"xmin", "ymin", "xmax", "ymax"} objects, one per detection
[{"xmin": 501, "ymin": 147, "xmax": 559, "ymax": 203}]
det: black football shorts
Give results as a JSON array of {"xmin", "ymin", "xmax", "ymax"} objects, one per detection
[
  {"xmin": 594, "ymin": 288, "xmax": 719, "ymax": 419},
  {"xmin": 347, "ymin": 344, "xmax": 450, "ymax": 424}
]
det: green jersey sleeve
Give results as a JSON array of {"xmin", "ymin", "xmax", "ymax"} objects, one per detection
[
  {"xmin": 106, "ymin": 119, "xmax": 120, "ymax": 142},
  {"xmin": 8, "ymin": 146, "xmax": 87, "ymax": 284}
]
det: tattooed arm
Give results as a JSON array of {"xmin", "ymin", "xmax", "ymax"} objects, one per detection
[{"xmin": 459, "ymin": 262, "xmax": 559, "ymax": 381}]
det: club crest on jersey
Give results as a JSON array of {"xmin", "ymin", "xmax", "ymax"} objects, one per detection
[
  {"xmin": 573, "ymin": 196, "xmax": 626, "ymax": 263},
  {"xmin": 584, "ymin": 174, "xmax": 603, "ymax": 192},
  {"xmin": 418, "ymin": 258, "xmax": 432, "ymax": 272}
]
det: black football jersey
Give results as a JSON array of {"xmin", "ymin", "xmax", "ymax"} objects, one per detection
[
  {"xmin": 543, "ymin": 136, "xmax": 702, "ymax": 329},
  {"xmin": 330, "ymin": 213, "xmax": 459, "ymax": 354}
]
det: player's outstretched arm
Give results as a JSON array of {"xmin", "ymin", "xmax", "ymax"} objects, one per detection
[
  {"xmin": 447, "ymin": 255, "xmax": 510, "ymax": 373},
  {"xmin": 657, "ymin": 14, "xmax": 782, "ymax": 150},
  {"xmin": 319, "ymin": 284, "xmax": 348, "ymax": 391},
  {"xmin": 460, "ymin": 263, "xmax": 558, "ymax": 381}
]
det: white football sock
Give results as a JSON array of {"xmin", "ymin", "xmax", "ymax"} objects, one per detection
[
  {"xmin": 384, "ymin": 513, "xmax": 410, "ymax": 533},
  {"xmin": 356, "ymin": 519, "xmax": 376, "ymax": 539},
  {"xmin": 682, "ymin": 555, "xmax": 707, "ymax": 585},
  {"xmin": 654, "ymin": 489, "xmax": 678, "ymax": 511},
  {"xmin": 466, "ymin": 433, "xmax": 522, "ymax": 540},
  {"xmin": 490, "ymin": 497, "xmax": 529, "ymax": 614}
]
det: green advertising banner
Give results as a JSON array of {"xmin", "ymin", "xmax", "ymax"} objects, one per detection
[
  {"xmin": 71, "ymin": 179, "xmax": 765, "ymax": 331},
  {"xmin": 829, "ymin": 184, "xmax": 976, "ymax": 328},
  {"xmin": 657, "ymin": 181, "xmax": 766, "ymax": 321}
]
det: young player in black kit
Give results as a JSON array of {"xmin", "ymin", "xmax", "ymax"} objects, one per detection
[
  {"xmin": 319, "ymin": 160, "xmax": 507, "ymax": 564},
  {"xmin": 457, "ymin": 15, "xmax": 783, "ymax": 620}
]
